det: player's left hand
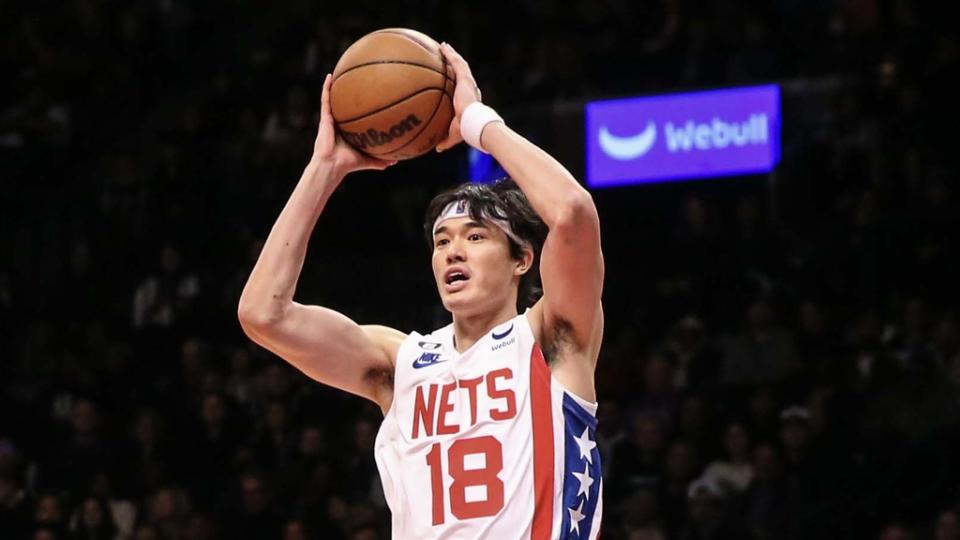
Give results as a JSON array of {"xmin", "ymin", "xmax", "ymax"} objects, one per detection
[{"xmin": 435, "ymin": 42, "xmax": 482, "ymax": 152}]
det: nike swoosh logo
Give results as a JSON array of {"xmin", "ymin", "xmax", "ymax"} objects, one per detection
[
  {"xmin": 413, "ymin": 358, "xmax": 447, "ymax": 369},
  {"xmin": 598, "ymin": 121, "xmax": 657, "ymax": 160},
  {"xmin": 492, "ymin": 324, "xmax": 514, "ymax": 340}
]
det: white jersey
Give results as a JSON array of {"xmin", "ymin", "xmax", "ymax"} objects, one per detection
[{"xmin": 375, "ymin": 312, "xmax": 603, "ymax": 539}]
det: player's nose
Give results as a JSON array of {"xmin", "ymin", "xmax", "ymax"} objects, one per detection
[{"xmin": 445, "ymin": 238, "xmax": 466, "ymax": 263}]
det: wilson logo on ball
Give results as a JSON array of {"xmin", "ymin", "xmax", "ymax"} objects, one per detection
[{"xmin": 341, "ymin": 114, "xmax": 422, "ymax": 149}]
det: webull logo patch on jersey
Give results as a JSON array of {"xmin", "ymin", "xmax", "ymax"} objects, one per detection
[
  {"xmin": 413, "ymin": 352, "xmax": 446, "ymax": 369},
  {"xmin": 418, "ymin": 341, "xmax": 442, "ymax": 350},
  {"xmin": 492, "ymin": 324, "xmax": 514, "ymax": 340},
  {"xmin": 490, "ymin": 323, "xmax": 516, "ymax": 351}
]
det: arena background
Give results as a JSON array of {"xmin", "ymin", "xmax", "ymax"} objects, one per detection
[{"xmin": 2, "ymin": 1, "xmax": 959, "ymax": 539}]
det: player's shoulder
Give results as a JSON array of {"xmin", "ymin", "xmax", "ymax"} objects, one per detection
[
  {"xmin": 372, "ymin": 323, "xmax": 454, "ymax": 354},
  {"xmin": 410, "ymin": 322, "xmax": 453, "ymax": 349},
  {"xmin": 360, "ymin": 325, "xmax": 408, "ymax": 365}
]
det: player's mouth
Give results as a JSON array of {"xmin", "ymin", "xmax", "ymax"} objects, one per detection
[{"xmin": 443, "ymin": 266, "xmax": 471, "ymax": 293}]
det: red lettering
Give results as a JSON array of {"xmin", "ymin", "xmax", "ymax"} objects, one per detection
[
  {"xmin": 436, "ymin": 382, "xmax": 459, "ymax": 435},
  {"xmin": 486, "ymin": 368, "xmax": 517, "ymax": 421},
  {"xmin": 458, "ymin": 376, "xmax": 483, "ymax": 427},
  {"xmin": 412, "ymin": 384, "xmax": 439, "ymax": 439},
  {"xmin": 448, "ymin": 436, "xmax": 505, "ymax": 520},
  {"xmin": 416, "ymin": 370, "xmax": 517, "ymax": 438},
  {"xmin": 426, "ymin": 443, "xmax": 444, "ymax": 525}
]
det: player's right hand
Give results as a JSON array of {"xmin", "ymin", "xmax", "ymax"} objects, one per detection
[{"xmin": 312, "ymin": 73, "xmax": 396, "ymax": 175}]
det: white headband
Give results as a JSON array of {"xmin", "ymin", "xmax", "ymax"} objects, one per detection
[{"xmin": 432, "ymin": 200, "xmax": 530, "ymax": 248}]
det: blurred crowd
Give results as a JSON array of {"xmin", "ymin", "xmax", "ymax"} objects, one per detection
[{"xmin": 2, "ymin": 0, "xmax": 960, "ymax": 539}]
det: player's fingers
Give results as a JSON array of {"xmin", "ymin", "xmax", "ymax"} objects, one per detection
[
  {"xmin": 436, "ymin": 118, "xmax": 462, "ymax": 152},
  {"xmin": 440, "ymin": 43, "xmax": 475, "ymax": 83},
  {"xmin": 320, "ymin": 74, "xmax": 333, "ymax": 122},
  {"xmin": 314, "ymin": 74, "xmax": 336, "ymax": 156},
  {"xmin": 440, "ymin": 42, "xmax": 465, "ymax": 66},
  {"xmin": 435, "ymin": 122, "xmax": 455, "ymax": 152},
  {"xmin": 441, "ymin": 44, "xmax": 481, "ymax": 103}
]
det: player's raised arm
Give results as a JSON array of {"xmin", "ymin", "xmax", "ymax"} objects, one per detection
[
  {"xmin": 437, "ymin": 44, "xmax": 604, "ymax": 390},
  {"xmin": 237, "ymin": 74, "xmax": 402, "ymax": 410}
]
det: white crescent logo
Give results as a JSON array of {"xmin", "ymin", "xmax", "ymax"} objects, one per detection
[{"xmin": 598, "ymin": 121, "xmax": 657, "ymax": 160}]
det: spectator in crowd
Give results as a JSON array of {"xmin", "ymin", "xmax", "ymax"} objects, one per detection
[
  {"xmin": 665, "ymin": 315, "xmax": 722, "ymax": 390},
  {"xmin": 251, "ymin": 400, "xmax": 296, "ymax": 472},
  {"xmin": 878, "ymin": 522, "xmax": 916, "ymax": 540},
  {"xmin": 33, "ymin": 528, "xmax": 61, "ymax": 540},
  {"xmin": 89, "ymin": 472, "xmax": 136, "ymax": 538},
  {"xmin": 675, "ymin": 395, "xmax": 711, "ymax": 454},
  {"xmin": 702, "ymin": 421, "xmax": 754, "ymax": 494},
  {"xmin": 277, "ymin": 424, "xmax": 328, "ymax": 506},
  {"xmin": 67, "ymin": 496, "xmax": 117, "ymax": 540},
  {"xmin": 743, "ymin": 443, "xmax": 788, "ymax": 540},
  {"xmin": 0, "ymin": 469, "xmax": 30, "ymax": 537},
  {"xmin": 620, "ymin": 485, "xmax": 667, "ymax": 540},
  {"xmin": 324, "ymin": 495, "xmax": 352, "ymax": 539},
  {"xmin": 659, "ymin": 440, "xmax": 700, "ymax": 535},
  {"xmin": 257, "ymin": 363, "xmax": 296, "ymax": 411},
  {"xmin": 351, "ymin": 524, "xmax": 381, "ymax": 540},
  {"xmin": 678, "ymin": 477, "xmax": 752, "ymax": 540},
  {"xmin": 131, "ymin": 524, "xmax": 161, "ymax": 540},
  {"xmin": 124, "ymin": 410, "xmax": 171, "ymax": 500},
  {"xmin": 284, "ymin": 518, "xmax": 311, "ymax": 540},
  {"xmin": 144, "ymin": 486, "xmax": 191, "ymax": 540},
  {"xmin": 597, "ymin": 399, "xmax": 627, "ymax": 477},
  {"xmin": 225, "ymin": 346, "xmax": 256, "ymax": 406},
  {"xmin": 262, "ymin": 85, "xmax": 315, "ymax": 160},
  {"xmin": 222, "ymin": 471, "xmax": 283, "ymax": 539},
  {"xmin": 176, "ymin": 338, "xmax": 211, "ymax": 399},
  {"xmin": 795, "ymin": 299, "xmax": 844, "ymax": 378},
  {"xmin": 778, "ymin": 406, "xmax": 821, "ymax": 502},
  {"xmin": 747, "ymin": 386, "xmax": 780, "ymax": 443},
  {"xmin": 342, "ymin": 418, "xmax": 382, "ymax": 506},
  {"xmin": 635, "ymin": 353, "xmax": 679, "ymax": 427},
  {"xmin": 132, "ymin": 244, "xmax": 200, "ymax": 330},
  {"xmin": 186, "ymin": 392, "xmax": 243, "ymax": 500},
  {"xmin": 43, "ymin": 399, "xmax": 116, "ymax": 498},
  {"xmin": 33, "ymin": 494, "xmax": 66, "ymax": 537},
  {"xmin": 935, "ymin": 508, "xmax": 959, "ymax": 540},
  {"xmin": 182, "ymin": 512, "xmax": 218, "ymax": 540},
  {"xmin": 722, "ymin": 300, "xmax": 799, "ymax": 384},
  {"xmin": 611, "ymin": 414, "xmax": 666, "ymax": 500}
]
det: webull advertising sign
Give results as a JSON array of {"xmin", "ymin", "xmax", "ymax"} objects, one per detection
[{"xmin": 586, "ymin": 85, "xmax": 781, "ymax": 187}]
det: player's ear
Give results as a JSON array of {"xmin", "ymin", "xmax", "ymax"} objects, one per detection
[{"xmin": 514, "ymin": 247, "xmax": 534, "ymax": 276}]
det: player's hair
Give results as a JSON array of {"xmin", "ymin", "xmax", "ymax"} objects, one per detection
[{"xmin": 424, "ymin": 178, "xmax": 548, "ymax": 310}]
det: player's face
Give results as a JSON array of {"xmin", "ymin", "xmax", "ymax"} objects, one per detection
[{"xmin": 432, "ymin": 217, "xmax": 522, "ymax": 317}]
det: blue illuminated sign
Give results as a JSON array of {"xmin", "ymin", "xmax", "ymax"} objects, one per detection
[{"xmin": 586, "ymin": 85, "xmax": 780, "ymax": 187}]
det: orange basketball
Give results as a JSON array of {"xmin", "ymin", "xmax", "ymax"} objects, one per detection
[{"xmin": 330, "ymin": 29, "xmax": 455, "ymax": 161}]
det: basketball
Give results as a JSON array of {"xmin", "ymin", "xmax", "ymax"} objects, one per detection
[{"xmin": 330, "ymin": 29, "xmax": 456, "ymax": 161}]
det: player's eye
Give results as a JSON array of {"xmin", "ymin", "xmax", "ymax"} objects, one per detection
[
  {"xmin": 468, "ymin": 233, "xmax": 483, "ymax": 241},
  {"xmin": 435, "ymin": 238, "xmax": 449, "ymax": 247}
]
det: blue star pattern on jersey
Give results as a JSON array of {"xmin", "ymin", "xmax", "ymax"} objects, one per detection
[{"xmin": 559, "ymin": 394, "xmax": 602, "ymax": 539}]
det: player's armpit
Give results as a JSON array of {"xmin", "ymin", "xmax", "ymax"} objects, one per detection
[{"xmin": 239, "ymin": 303, "xmax": 403, "ymax": 410}]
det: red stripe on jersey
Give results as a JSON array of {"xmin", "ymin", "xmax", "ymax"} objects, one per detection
[{"xmin": 529, "ymin": 344, "xmax": 554, "ymax": 540}]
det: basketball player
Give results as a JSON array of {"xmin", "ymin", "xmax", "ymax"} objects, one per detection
[{"xmin": 238, "ymin": 43, "xmax": 604, "ymax": 539}]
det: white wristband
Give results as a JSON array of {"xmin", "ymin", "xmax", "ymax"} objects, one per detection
[{"xmin": 460, "ymin": 102, "xmax": 503, "ymax": 153}]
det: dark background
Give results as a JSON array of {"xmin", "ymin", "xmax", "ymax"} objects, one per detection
[{"xmin": 2, "ymin": 1, "xmax": 959, "ymax": 539}]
